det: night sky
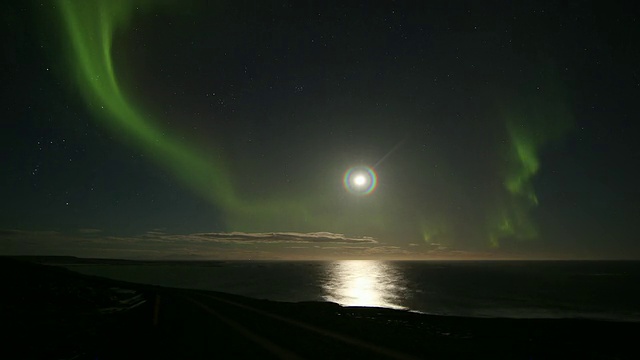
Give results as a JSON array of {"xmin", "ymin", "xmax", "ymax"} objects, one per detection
[{"xmin": 2, "ymin": 1, "xmax": 640, "ymax": 259}]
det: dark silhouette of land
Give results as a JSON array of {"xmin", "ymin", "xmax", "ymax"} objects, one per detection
[{"xmin": 2, "ymin": 256, "xmax": 638, "ymax": 359}]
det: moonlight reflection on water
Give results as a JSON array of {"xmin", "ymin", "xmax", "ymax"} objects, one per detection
[{"xmin": 321, "ymin": 260, "xmax": 407, "ymax": 309}]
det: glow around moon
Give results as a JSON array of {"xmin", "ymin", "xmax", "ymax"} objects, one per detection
[{"xmin": 343, "ymin": 166, "xmax": 377, "ymax": 195}]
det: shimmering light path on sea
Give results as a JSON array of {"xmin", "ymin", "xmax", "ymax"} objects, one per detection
[{"xmin": 321, "ymin": 260, "xmax": 408, "ymax": 310}]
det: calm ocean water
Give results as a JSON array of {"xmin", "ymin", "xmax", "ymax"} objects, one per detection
[{"xmin": 67, "ymin": 260, "xmax": 640, "ymax": 321}]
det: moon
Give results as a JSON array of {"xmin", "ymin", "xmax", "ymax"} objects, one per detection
[
  {"xmin": 343, "ymin": 166, "xmax": 377, "ymax": 195},
  {"xmin": 353, "ymin": 175, "xmax": 367, "ymax": 186}
]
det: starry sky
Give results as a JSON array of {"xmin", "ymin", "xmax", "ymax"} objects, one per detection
[{"xmin": 2, "ymin": 0, "xmax": 639, "ymax": 260}]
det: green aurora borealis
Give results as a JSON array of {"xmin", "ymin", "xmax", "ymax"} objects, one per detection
[
  {"xmin": 5, "ymin": 0, "xmax": 639, "ymax": 259},
  {"xmin": 55, "ymin": 0, "xmax": 572, "ymax": 249},
  {"xmin": 57, "ymin": 0, "xmax": 320, "ymax": 233},
  {"xmin": 489, "ymin": 77, "xmax": 573, "ymax": 247}
]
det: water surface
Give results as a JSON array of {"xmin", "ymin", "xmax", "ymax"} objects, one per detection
[{"xmin": 67, "ymin": 260, "xmax": 640, "ymax": 321}]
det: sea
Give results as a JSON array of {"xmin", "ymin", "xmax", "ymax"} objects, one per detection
[{"xmin": 66, "ymin": 260, "xmax": 640, "ymax": 322}]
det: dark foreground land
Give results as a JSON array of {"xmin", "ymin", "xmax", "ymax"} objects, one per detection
[{"xmin": 1, "ymin": 257, "xmax": 638, "ymax": 359}]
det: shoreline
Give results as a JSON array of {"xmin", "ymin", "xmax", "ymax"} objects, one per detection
[
  {"xmin": 44, "ymin": 256, "xmax": 640, "ymax": 323},
  {"xmin": 3, "ymin": 256, "xmax": 639, "ymax": 359}
]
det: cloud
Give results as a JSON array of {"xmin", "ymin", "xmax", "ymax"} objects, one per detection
[
  {"xmin": 3, "ymin": 229, "xmax": 526, "ymax": 260},
  {"xmin": 2, "ymin": 227, "xmax": 544, "ymax": 260},
  {"xmin": 188, "ymin": 232, "xmax": 377, "ymax": 244},
  {"xmin": 0, "ymin": 229, "xmax": 378, "ymax": 259}
]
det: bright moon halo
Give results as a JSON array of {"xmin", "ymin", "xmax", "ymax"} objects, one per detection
[{"xmin": 343, "ymin": 166, "xmax": 377, "ymax": 195}]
